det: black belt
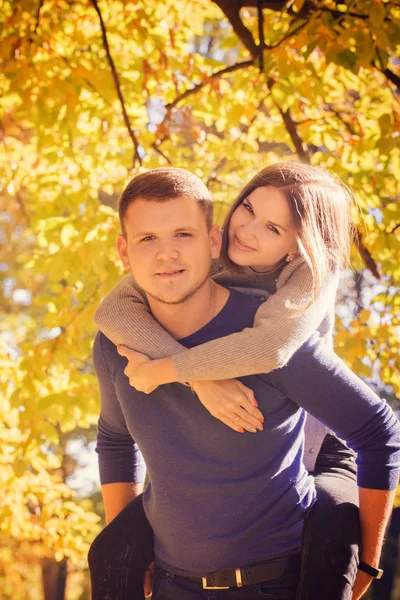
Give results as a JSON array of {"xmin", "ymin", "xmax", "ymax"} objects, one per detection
[{"xmin": 172, "ymin": 553, "xmax": 301, "ymax": 590}]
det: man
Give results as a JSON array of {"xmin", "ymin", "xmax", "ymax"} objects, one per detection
[{"xmin": 92, "ymin": 168, "xmax": 400, "ymax": 599}]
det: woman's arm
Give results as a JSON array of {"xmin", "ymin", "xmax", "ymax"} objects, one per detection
[
  {"xmin": 94, "ymin": 275, "xmax": 185, "ymax": 357},
  {"xmin": 94, "ymin": 275, "xmax": 264, "ymax": 433},
  {"xmin": 172, "ymin": 262, "xmax": 339, "ymax": 381},
  {"xmin": 96, "ymin": 262, "xmax": 338, "ymax": 385},
  {"xmin": 125, "ymin": 262, "xmax": 338, "ymax": 389}
]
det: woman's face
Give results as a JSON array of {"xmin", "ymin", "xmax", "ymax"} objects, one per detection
[{"xmin": 227, "ymin": 186, "xmax": 298, "ymax": 272}]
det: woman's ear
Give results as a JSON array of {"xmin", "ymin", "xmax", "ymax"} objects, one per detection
[
  {"xmin": 117, "ymin": 234, "xmax": 130, "ymax": 269},
  {"xmin": 209, "ymin": 224, "xmax": 222, "ymax": 259}
]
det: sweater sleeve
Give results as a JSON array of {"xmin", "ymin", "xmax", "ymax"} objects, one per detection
[
  {"xmin": 94, "ymin": 275, "xmax": 185, "ymax": 358},
  {"xmin": 93, "ymin": 332, "xmax": 147, "ymax": 485},
  {"xmin": 94, "ymin": 262, "xmax": 337, "ymax": 381},
  {"xmin": 269, "ymin": 332, "xmax": 400, "ymax": 490},
  {"xmin": 172, "ymin": 263, "xmax": 339, "ymax": 381}
]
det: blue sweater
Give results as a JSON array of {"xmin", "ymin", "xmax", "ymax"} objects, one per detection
[{"xmin": 94, "ymin": 290, "xmax": 400, "ymax": 577}]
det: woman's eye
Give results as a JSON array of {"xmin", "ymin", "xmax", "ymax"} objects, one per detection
[
  {"xmin": 268, "ymin": 225, "xmax": 280, "ymax": 235},
  {"xmin": 242, "ymin": 201, "xmax": 253, "ymax": 213}
]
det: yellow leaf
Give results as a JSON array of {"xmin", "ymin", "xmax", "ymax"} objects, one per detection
[
  {"xmin": 60, "ymin": 223, "xmax": 76, "ymax": 247},
  {"xmin": 358, "ymin": 309, "xmax": 370, "ymax": 324}
]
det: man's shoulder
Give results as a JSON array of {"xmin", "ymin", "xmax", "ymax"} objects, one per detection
[
  {"xmin": 93, "ymin": 331, "xmax": 119, "ymax": 371},
  {"xmin": 212, "ymin": 289, "xmax": 263, "ymax": 336},
  {"xmin": 227, "ymin": 288, "xmax": 264, "ymax": 314}
]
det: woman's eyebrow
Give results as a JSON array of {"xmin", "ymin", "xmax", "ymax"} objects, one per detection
[
  {"xmin": 248, "ymin": 196, "xmax": 287, "ymax": 232},
  {"xmin": 267, "ymin": 219, "xmax": 287, "ymax": 232}
]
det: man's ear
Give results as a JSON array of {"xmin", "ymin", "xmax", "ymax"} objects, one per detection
[
  {"xmin": 117, "ymin": 234, "xmax": 130, "ymax": 269},
  {"xmin": 209, "ymin": 224, "xmax": 222, "ymax": 259}
]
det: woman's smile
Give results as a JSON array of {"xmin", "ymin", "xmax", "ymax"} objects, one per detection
[{"xmin": 233, "ymin": 234, "xmax": 256, "ymax": 253}]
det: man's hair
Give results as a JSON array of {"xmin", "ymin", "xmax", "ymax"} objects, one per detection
[{"xmin": 118, "ymin": 167, "xmax": 213, "ymax": 234}]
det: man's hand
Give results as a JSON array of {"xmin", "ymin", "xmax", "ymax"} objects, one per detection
[
  {"xmin": 117, "ymin": 346, "xmax": 157, "ymax": 393},
  {"xmin": 144, "ymin": 561, "xmax": 155, "ymax": 598},
  {"xmin": 191, "ymin": 379, "xmax": 264, "ymax": 433},
  {"xmin": 351, "ymin": 569, "xmax": 373, "ymax": 600}
]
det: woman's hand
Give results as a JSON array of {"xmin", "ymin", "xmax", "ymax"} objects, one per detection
[
  {"xmin": 117, "ymin": 346, "xmax": 158, "ymax": 394},
  {"xmin": 191, "ymin": 379, "xmax": 264, "ymax": 433},
  {"xmin": 117, "ymin": 347, "xmax": 264, "ymax": 433},
  {"xmin": 351, "ymin": 570, "xmax": 373, "ymax": 600}
]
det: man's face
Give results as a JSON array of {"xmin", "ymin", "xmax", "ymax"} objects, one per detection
[{"xmin": 117, "ymin": 196, "xmax": 221, "ymax": 305}]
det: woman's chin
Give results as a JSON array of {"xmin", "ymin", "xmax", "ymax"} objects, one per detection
[{"xmin": 228, "ymin": 249, "xmax": 250, "ymax": 267}]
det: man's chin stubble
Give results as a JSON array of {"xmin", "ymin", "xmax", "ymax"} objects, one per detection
[{"xmin": 145, "ymin": 275, "xmax": 209, "ymax": 306}]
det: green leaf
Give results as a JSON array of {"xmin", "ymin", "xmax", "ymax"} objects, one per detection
[
  {"xmin": 336, "ymin": 50, "xmax": 357, "ymax": 72},
  {"xmin": 370, "ymin": 1, "xmax": 385, "ymax": 28},
  {"xmin": 379, "ymin": 113, "xmax": 391, "ymax": 136},
  {"xmin": 13, "ymin": 457, "xmax": 29, "ymax": 478}
]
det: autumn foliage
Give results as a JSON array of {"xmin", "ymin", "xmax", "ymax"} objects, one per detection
[{"xmin": 1, "ymin": 0, "xmax": 399, "ymax": 597}]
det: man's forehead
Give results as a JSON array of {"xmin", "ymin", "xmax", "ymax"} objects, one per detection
[{"xmin": 124, "ymin": 197, "xmax": 206, "ymax": 235}]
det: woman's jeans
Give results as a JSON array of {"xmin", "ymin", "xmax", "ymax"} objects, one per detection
[
  {"xmin": 296, "ymin": 434, "xmax": 360, "ymax": 600},
  {"xmin": 88, "ymin": 494, "xmax": 154, "ymax": 600},
  {"xmin": 88, "ymin": 434, "xmax": 360, "ymax": 600}
]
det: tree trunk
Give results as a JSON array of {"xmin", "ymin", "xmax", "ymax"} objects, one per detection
[{"xmin": 41, "ymin": 557, "xmax": 68, "ymax": 600}]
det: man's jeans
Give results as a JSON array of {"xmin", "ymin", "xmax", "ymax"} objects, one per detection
[
  {"xmin": 151, "ymin": 559, "xmax": 301, "ymax": 600},
  {"xmin": 88, "ymin": 435, "xmax": 360, "ymax": 600}
]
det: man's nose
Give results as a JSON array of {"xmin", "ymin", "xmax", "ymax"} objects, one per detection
[{"xmin": 156, "ymin": 241, "xmax": 179, "ymax": 261}]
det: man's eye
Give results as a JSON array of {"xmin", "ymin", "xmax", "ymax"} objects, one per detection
[
  {"xmin": 176, "ymin": 232, "xmax": 192, "ymax": 237},
  {"xmin": 140, "ymin": 236, "xmax": 155, "ymax": 242}
]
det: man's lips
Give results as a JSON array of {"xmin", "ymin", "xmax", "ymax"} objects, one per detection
[
  {"xmin": 233, "ymin": 234, "xmax": 255, "ymax": 252},
  {"xmin": 155, "ymin": 268, "xmax": 186, "ymax": 277}
]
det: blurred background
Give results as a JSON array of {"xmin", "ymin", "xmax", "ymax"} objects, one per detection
[{"xmin": 1, "ymin": 0, "xmax": 399, "ymax": 598}]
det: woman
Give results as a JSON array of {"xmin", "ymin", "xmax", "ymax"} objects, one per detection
[{"xmin": 90, "ymin": 162, "xmax": 362, "ymax": 599}]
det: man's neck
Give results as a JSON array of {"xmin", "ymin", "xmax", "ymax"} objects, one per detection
[{"xmin": 148, "ymin": 280, "xmax": 229, "ymax": 340}]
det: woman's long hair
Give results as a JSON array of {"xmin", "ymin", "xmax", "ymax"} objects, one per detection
[{"xmin": 220, "ymin": 161, "xmax": 354, "ymax": 304}]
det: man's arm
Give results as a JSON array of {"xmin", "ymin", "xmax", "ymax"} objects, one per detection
[
  {"xmin": 93, "ymin": 333, "xmax": 147, "ymax": 522},
  {"xmin": 352, "ymin": 487, "xmax": 396, "ymax": 599},
  {"xmin": 269, "ymin": 333, "xmax": 400, "ymax": 596},
  {"xmin": 269, "ymin": 332, "xmax": 400, "ymax": 491}
]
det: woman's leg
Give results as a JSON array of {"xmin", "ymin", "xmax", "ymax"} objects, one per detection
[
  {"xmin": 88, "ymin": 494, "xmax": 154, "ymax": 600},
  {"xmin": 296, "ymin": 434, "xmax": 361, "ymax": 600}
]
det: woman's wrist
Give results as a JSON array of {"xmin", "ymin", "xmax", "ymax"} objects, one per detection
[{"xmin": 144, "ymin": 357, "xmax": 178, "ymax": 386}]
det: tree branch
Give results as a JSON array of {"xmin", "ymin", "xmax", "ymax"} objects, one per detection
[
  {"xmin": 271, "ymin": 18, "xmax": 309, "ymax": 50},
  {"xmin": 257, "ymin": 0, "xmax": 265, "ymax": 72},
  {"xmin": 353, "ymin": 229, "xmax": 380, "ymax": 279},
  {"xmin": 212, "ymin": 1, "xmax": 259, "ymax": 57},
  {"xmin": 34, "ymin": 0, "xmax": 44, "ymax": 33},
  {"xmin": 372, "ymin": 45, "xmax": 400, "ymax": 92},
  {"xmin": 265, "ymin": 80, "xmax": 311, "ymax": 161},
  {"xmin": 165, "ymin": 59, "xmax": 254, "ymax": 110},
  {"xmin": 47, "ymin": 282, "xmax": 102, "ymax": 368},
  {"xmin": 152, "ymin": 142, "xmax": 173, "ymax": 165},
  {"xmin": 89, "ymin": 0, "xmax": 142, "ymax": 166},
  {"xmin": 382, "ymin": 68, "xmax": 400, "ymax": 91},
  {"xmin": 15, "ymin": 191, "xmax": 32, "ymax": 229}
]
